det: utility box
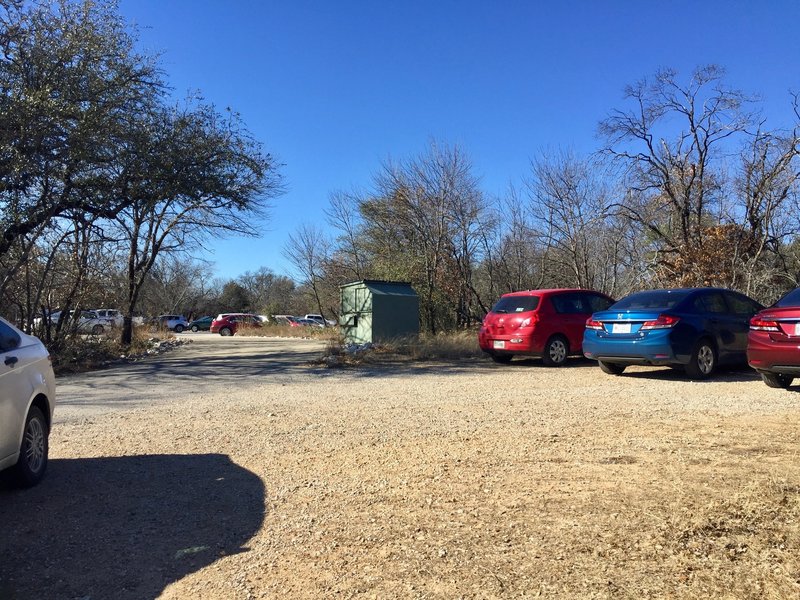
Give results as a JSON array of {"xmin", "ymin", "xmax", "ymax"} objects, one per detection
[{"xmin": 340, "ymin": 280, "xmax": 419, "ymax": 344}]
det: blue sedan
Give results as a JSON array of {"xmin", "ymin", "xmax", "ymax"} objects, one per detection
[{"xmin": 583, "ymin": 288, "xmax": 762, "ymax": 379}]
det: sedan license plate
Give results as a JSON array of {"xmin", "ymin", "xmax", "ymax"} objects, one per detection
[
  {"xmin": 612, "ymin": 322, "xmax": 632, "ymax": 334},
  {"xmin": 795, "ymin": 323, "xmax": 800, "ymax": 336},
  {"xmin": 493, "ymin": 340, "xmax": 506, "ymax": 349}
]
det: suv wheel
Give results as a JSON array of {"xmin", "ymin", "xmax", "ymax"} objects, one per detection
[
  {"xmin": 491, "ymin": 353, "xmax": 513, "ymax": 364},
  {"xmin": 174, "ymin": 324, "xmax": 184, "ymax": 333},
  {"xmin": 191, "ymin": 325, "xmax": 199, "ymax": 332},
  {"xmin": 542, "ymin": 335, "xmax": 568, "ymax": 367},
  {"xmin": 91, "ymin": 324, "xmax": 104, "ymax": 335}
]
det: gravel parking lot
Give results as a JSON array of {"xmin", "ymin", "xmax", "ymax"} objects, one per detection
[{"xmin": 2, "ymin": 333, "xmax": 799, "ymax": 599}]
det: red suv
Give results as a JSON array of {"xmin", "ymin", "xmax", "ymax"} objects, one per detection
[
  {"xmin": 479, "ymin": 288, "xmax": 614, "ymax": 366},
  {"xmin": 747, "ymin": 287, "xmax": 800, "ymax": 388},
  {"xmin": 210, "ymin": 313, "xmax": 263, "ymax": 336}
]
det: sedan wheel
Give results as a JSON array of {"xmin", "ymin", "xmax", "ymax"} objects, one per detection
[
  {"xmin": 13, "ymin": 406, "xmax": 49, "ymax": 487},
  {"xmin": 685, "ymin": 340, "xmax": 716, "ymax": 380},
  {"xmin": 761, "ymin": 372, "xmax": 794, "ymax": 389},
  {"xmin": 174, "ymin": 324, "xmax": 184, "ymax": 333},
  {"xmin": 599, "ymin": 360, "xmax": 626, "ymax": 375},
  {"xmin": 220, "ymin": 327, "xmax": 232, "ymax": 337},
  {"xmin": 191, "ymin": 325, "xmax": 199, "ymax": 332}
]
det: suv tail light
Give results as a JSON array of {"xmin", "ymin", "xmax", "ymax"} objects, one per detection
[
  {"xmin": 519, "ymin": 312, "xmax": 540, "ymax": 328},
  {"xmin": 640, "ymin": 314, "xmax": 680, "ymax": 330},
  {"xmin": 585, "ymin": 318, "xmax": 603, "ymax": 330},
  {"xmin": 750, "ymin": 316, "xmax": 780, "ymax": 331}
]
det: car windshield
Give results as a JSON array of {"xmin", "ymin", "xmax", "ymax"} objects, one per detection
[
  {"xmin": 775, "ymin": 288, "xmax": 800, "ymax": 307},
  {"xmin": 491, "ymin": 295, "xmax": 540, "ymax": 314},
  {"xmin": 611, "ymin": 290, "xmax": 691, "ymax": 311}
]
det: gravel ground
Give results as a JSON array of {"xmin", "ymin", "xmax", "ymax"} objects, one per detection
[{"xmin": 2, "ymin": 333, "xmax": 800, "ymax": 599}]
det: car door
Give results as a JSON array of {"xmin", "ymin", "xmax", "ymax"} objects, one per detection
[
  {"xmin": 693, "ymin": 291, "xmax": 738, "ymax": 363},
  {"xmin": 723, "ymin": 291, "xmax": 763, "ymax": 359},
  {"xmin": 550, "ymin": 292, "xmax": 592, "ymax": 352},
  {"xmin": 0, "ymin": 320, "xmax": 30, "ymax": 463}
]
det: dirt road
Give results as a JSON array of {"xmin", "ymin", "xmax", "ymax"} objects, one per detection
[{"xmin": 2, "ymin": 334, "xmax": 799, "ymax": 599}]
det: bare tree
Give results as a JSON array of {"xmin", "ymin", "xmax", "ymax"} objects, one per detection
[
  {"xmin": 600, "ymin": 65, "xmax": 754, "ymax": 284},
  {"xmin": 283, "ymin": 224, "xmax": 332, "ymax": 320}
]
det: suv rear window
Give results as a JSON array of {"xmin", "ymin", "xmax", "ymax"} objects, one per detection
[{"xmin": 491, "ymin": 295, "xmax": 540, "ymax": 314}]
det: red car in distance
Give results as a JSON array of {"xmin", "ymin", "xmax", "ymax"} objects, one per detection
[
  {"xmin": 478, "ymin": 288, "xmax": 615, "ymax": 366},
  {"xmin": 210, "ymin": 313, "xmax": 263, "ymax": 336},
  {"xmin": 747, "ymin": 287, "xmax": 800, "ymax": 388}
]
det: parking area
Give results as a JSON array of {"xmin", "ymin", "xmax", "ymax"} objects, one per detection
[{"xmin": 2, "ymin": 336, "xmax": 800, "ymax": 598}]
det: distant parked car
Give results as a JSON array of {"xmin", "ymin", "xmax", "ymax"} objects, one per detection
[
  {"xmin": 747, "ymin": 287, "xmax": 800, "ymax": 389},
  {"xmin": 304, "ymin": 314, "xmax": 335, "ymax": 327},
  {"xmin": 45, "ymin": 310, "xmax": 111, "ymax": 335},
  {"xmin": 272, "ymin": 315, "xmax": 300, "ymax": 327},
  {"xmin": 0, "ymin": 316, "xmax": 56, "ymax": 487},
  {"xmin": 295, "ymin": 317, "xmax": 325, "ymax": 328},
  {"xmin": 152, "ymin": 315, "xmax": 189, "ymax": 333},
  {"xmin": 93, "ymin": 308, "xmax": 124, "ymax": 327},
  {"xmin": 210, "ymin": 313, "xmax": 263, "ymax": 336},
  {"xmin": 583, "ymin": 287, "xmax": 762, "ymax": 379},
  {"xmin": 188, "ymin": 316, "xmax": 213, "ymax": 332},
  {"xmin": 478, "ymin": 288, "xmax": 615, "ymax": 366}
]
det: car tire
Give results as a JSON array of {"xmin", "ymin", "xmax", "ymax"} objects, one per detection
[
  {"xmin": 542, "ymin": 335, "xmax": 569, "ymax": 367},
  {"xmin": 599, "ymin": 360, "xmax": 626, "ymax": 375},
  {"xmin": 219, "ymin": 327, "xmax": 232, "ymax": 337},
  {"xmin": 174, "ymin": 324, "xmax": 185, "ymax": 333},
  {"xmin": 191, "ymin": 325, "xmax": 199, "ymax": 332},
  {"xmin": 491, "ymin": 353, "xmax": 513, "ymax": 364},
  {"xmin": 91, "ymin": 324, "xmax": 104, "ymax": 335},
  {"xmin": 761, "ymin": 372, "xmax": 794, "ymax": 389},
  {"xmin": 685, "ymin": 338, "xmax": 716, "ymax": 380},
  {"xmin": 12, "ymin": 406, "xmax": 49, "ymax": 487}
]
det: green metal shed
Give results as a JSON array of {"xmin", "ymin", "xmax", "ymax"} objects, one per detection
[{"xmin": 339, "ymin": 280, "xmax": 419, "ymax": 344}]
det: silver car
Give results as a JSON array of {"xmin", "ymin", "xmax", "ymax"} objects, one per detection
[{"xmin": 0, "ymin": 316, "xmax": 56, "ymax": 486}]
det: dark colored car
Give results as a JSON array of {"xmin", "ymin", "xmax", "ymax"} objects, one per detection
[
  {"xmin": 188, "ymin": 316, "xmax": 213, "ymax": 332},
  {"xmin": 747, "ymin": 287, "xmax": 800, "ymax": 388},
  {"xmin": 478, "ymin": 289, "xmax": 615, "ymax": 366},
  {"xmin": 210, "ymin": 313, "xmax": 263, "ymax": 336},
  {"xmin": 583, "ymin": 287, "xmax": 763, "ymax": 379}
]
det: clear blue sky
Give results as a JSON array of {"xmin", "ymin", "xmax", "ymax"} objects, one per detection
[{"xmin": 119, "ymin": 0, "xmax": 800, "ymax": 281}]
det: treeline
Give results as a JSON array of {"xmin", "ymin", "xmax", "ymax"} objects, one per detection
[
  {"xmin": 0, "ymin": 0, "xmax": 282, "ymax": 347},
  {"xmin": 286, "ymin": 67, "xmax": 800, "ymax": 333}
]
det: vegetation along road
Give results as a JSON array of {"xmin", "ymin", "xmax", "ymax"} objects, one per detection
[{"xmin": 2, "ymin": 335, "xmax": 800, "ymax": 599}]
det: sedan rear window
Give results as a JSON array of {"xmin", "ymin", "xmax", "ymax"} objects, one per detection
[
  {"xmin": 611, "ymin": 290, "xmax": 691, "ymax": 310},
  {"xmin": 775, "ymin": 288, "xmax": 800, "ymax": 307},
  {"xmin": 491, "ymin": 295, "xmax": 540, "ymax": 314}
]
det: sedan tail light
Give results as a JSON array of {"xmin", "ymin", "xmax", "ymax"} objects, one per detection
[
  {"xmin": 750, "ymin": 316, "xmax": 780, "ymax": 331},
  {"xmin": 585, "ymin": 318, "xmax": 603, "ymax": 330},
  {"xmin": 640, "ymin": 314, "xmax": 680, "ymax": 330}
]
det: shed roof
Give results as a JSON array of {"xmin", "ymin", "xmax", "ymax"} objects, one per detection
[{"xmin": 340, "ymin": 280, "xmax": 417, "ymax": 297}]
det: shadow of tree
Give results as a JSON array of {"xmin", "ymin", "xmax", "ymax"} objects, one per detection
[{"xmin": 0, "ymin": 454, "xmax": 264, "ymax": 600}]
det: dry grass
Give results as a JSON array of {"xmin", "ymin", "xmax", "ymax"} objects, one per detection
[
  {"xmin": 320, "ymin": 330, "xmax": 484, "ymax": 367},
  {"xmin": 49, "ymin": 326, "xmax": 175, "ymax": 375},
  {"xmin": 238, "ymin": 323, "xmax": 341, "ymax": 341}
]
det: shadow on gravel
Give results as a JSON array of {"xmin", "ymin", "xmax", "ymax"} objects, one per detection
[
  {"xmin": 343, "ymin": 355, "xmax": 598, "ymax": 378},
  {"xmin": 613, "ymin": 365, "xmax": 761, "ymax": 383},
  {"xmin": 0, "ymin": 454, "xmax": 264, "ymax": 600}
]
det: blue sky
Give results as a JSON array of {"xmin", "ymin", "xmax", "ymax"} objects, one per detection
[{"xmin": 119, "ymin": 0, "xmax": 800, "ymax": 281}]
